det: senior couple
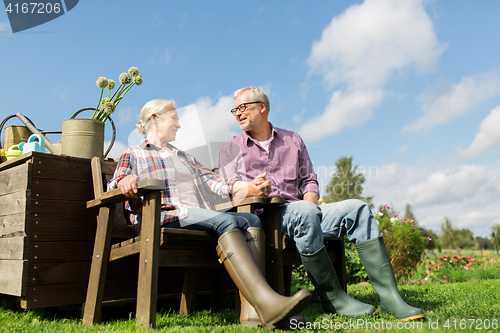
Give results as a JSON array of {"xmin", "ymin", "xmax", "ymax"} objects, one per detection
[{"xmin": 109, "ymin": 87, "xmax": 425, "ymax": 329}]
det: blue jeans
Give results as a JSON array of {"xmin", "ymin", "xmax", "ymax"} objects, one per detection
[
  {"xmin": 165, "ymin": 208, "xmax": 262, "ymax": 238},
  {"xmin": 280, "ymin": 199, "xmax": 381, "ymax": 255}
]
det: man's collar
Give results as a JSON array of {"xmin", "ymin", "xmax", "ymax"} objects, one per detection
[{"xmin": 244, "ymin": 122, "xmax": 278, "ymax": 146}]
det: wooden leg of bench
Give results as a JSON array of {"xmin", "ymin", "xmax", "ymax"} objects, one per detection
[
  {"xmin": 179, "ymin": 267, "xmax": 200, "ymax": 316},
  {"xmin": 83, "ymin": 205, "xmax": 115, "ymax": 325},
  {"xmin": 136, "ymin": 192, "xmax": 161, "ymax": 329},
  {"xmin": 263, "ymin": 205, "xmax": 285, "ymax": 295}
]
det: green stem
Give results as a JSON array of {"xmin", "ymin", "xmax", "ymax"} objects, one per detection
[
  {"xmin": 115, "ymin": 82, "xmax": 136, "ymax": 107},
  {"xmin": 92, "ymin": 88, "xmax": 104, "ymax": 119}
]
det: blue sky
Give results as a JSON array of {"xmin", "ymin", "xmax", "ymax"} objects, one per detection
[{"xmin": 1, "ymin": 0, "xmax": 499, "ymax": 237}]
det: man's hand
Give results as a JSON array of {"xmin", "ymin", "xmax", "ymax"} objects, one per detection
[
  {"xmin": 303, "ymin": 191, "xmax": 319, "ymax": 205},
  {"xmin": 117, "ymin": 174, "xmax": 140, "ymax": 198},
  {"xmin": 252, "ymin": 172, "xmax": 271, "ymax": 197}
]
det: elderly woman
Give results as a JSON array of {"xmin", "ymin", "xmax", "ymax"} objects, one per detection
[{"xmin": 108, "ymin": 99, "xmax": 311, "ymax": 329}]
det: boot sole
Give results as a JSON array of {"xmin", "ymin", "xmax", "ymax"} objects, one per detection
[
  {"xmin": 263, "ymin": 291, "xmax": 312, "ymax": 330},
  {"xmin": 402, "ymin": 314, "xmax": 425, "ymax": 321}
]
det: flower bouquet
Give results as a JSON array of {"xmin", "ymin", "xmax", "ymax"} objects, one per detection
[{"xmin": 91, "ymin": 66, "xmax": 143, "ymax": 122}]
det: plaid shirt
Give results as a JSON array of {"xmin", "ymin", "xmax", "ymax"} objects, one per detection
[{"xmin": 108, "ymin": 139, "xmax": 237, "ymax": 230}]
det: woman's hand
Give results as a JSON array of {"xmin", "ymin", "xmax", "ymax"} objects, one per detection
[
  {"xmin": 117, "ymin": 174, "xmax": 140, "ymax": 198},
  {"xmin": 232, "ymin": 172, "xmax": 271, "ymax": 199}
]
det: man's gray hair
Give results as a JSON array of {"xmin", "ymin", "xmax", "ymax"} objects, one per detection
[{"xmin": 233, "ymin": 87, "xmax": 270, "ymax": 113}]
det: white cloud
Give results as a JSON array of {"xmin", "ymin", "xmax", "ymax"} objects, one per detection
[
  {"xmin": 300, "ymin": 89, "xmax": 382, "ymax": 142},
  {"xmin": 406, "ymin": 165, "xmax": 487, "ymax": 206},
  {"xmin": 104, "ymin": 140, "xmax": 127, "ymax": 160},
  {"xmin": 194, "ymin": 95, "xmax": 241, "ymax": 142},
  {"xmin": 460, "ymin": 105, "xmax": 500, "ymax": 159},
  {"xmin": 308, "ymin": 0, "xmax": 444, "ymax": 90},
  {"xmin": 365, "ymin": 162, "xmax": 500, "ymax": 237},
  {"xmin": 302, "ymin": 0, "xmax": 445, "ymax": 142},
  {"xmin": 402, "ymin": 74, "xmax": 500, "ymax": 133}
]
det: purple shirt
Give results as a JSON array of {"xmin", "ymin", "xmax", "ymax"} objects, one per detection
[{"xmin": 219, "ymin": 124, "xmax": 319, "ymax": 202}]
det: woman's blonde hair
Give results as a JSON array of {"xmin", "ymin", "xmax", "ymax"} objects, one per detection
[{"xmin": 135, "ymin": 99, "xmax": 176, "ymax": 134}]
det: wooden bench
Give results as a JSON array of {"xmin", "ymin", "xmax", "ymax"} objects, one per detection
[{"xmin": 83, "ymin": 158, "xmax": 290, "ymax": 328}]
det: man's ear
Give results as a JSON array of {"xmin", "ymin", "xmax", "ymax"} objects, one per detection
[{"xmin": 260, "ymin": 101, "xmax": 267, "ymax": 114}]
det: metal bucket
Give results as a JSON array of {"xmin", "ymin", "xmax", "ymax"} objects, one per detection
[
  {"xmin": 0, "ymin": 115, "xmax": 36, "ymax": 150},
  {"xmin": 60, "ymin": 108, "xmax": 115, "ymax": 160},
  {"xmin": 4, "ymin": 125, "xmax": 32, "ymax": 150}
]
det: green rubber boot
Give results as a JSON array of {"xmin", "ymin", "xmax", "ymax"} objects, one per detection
[
  {"xmin": 356, "ymin": 237, "xmax": 425, "ymax": 321},
  {"xmin": 300, "ymin": 247, "xmax": 376, "ymax": 317}
]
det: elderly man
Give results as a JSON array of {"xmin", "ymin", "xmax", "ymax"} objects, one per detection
[{"xmin": 219, "ymin": 87, "xmax": 424, "ymax": 322}]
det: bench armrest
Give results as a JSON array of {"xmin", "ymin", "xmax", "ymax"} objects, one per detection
[
  {"xmin": 214, "ymin": 197, "xmax": 285, "ymax": 212},
  {"xmin": 87, "ymin": 179, "xmax": 166, "ymax": 208}
]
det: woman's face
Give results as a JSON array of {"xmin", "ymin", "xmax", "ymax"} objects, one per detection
[{"xmin": 156, "ymin": 109, "xmax": 181, "ymax": 142}]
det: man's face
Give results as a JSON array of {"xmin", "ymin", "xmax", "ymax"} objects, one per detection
[{"xmin": 234, "ymin": 90, "xmax": 263, "ymax": 132}]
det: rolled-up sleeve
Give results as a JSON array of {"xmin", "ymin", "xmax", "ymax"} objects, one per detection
[
  {"xmin": 107, "ymin": 148, "xmax": 136, "ymax": 191},
  {"xmin": 297, "ymin": 138, "xmax": 319, "ymax": 197}
]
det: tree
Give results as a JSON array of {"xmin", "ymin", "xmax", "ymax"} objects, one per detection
[
  {"xmin": 404, "ymin": 203, "xmax": 417, "ymax": 222},
  {"xmin": 457, "ymin": 228, "xmax": 474, "ymax": 249},
  {"xmin": 324, "ymin": 156, "xmax": 373, "ymax": 206},
  {"xmin": 492, "ymin": 223, "xmax": 500, "ymax": 255},
  {"xmin": 420, "ymin": 228, "xmax": 439, "ymax": 250},
  {"xmin": 440, "ymin": 217, "xmax": 461, "ymax": 250}
]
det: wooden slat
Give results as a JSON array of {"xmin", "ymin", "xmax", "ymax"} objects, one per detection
[
  {"xmin": 27, "ymin": 241, "xmax": 94, "ymax": 262},
  {"xmin": 21, "ymin": 266, "xmax": 220, "ymax": 309},
  {"xmin": 215, "ymin": 196, "xmax": 285, "ymax": 211},
  {"xmin": 28, "ymin": 262, "xmax": 91, "ymax": 285},
  {"xmin": 91, "ymin": 157, "xmax": 104, "ymax": 199},
  {"xmin": 31, "ymin": 154, "xmax": 92, "ymax": 182},
  {"xmin": 0, "ymin": 153, "xmax": 33, "ymax": 172},
  {"xmin": 28, "ymin": 218, "xmax": 96, "ymax": 242},
  {"xmin": 110, "ymin": 241, "xmax": 140, "ymax": 261},
  {"xmin": 31, "ymin": 178, "xmax": 93, "ymax": 201},
  {"xmin": 0, "ymin": 260, "xmax": 27, "ymax": 296},
  {"xmin": 0, "ymin": 163, "xmax": 29, "ymax": 195},
  {"xmin": 0, "ymin": 212, "xmax": 28, "ymax": 238},
  {"xmin": 30, "ymin": 198, "xmax": 96, "ymax": 220},
  {"xmin": 0, "ymin": 191, "xmax": 29, "ymax": 217},
  {"xmin": 83, "ymin": 205, "xmax": 116, "ymax": 325},
  {"xmin": 0, "ymin": 237, "xmax": 28, "ymax": 260},
  {"xmin": 86, "ymin": 179, "xmax": 166, "ymax": 208},
  {"xmin": 136, "ymin": 191, "xmax": 161, "ymax": 329}
]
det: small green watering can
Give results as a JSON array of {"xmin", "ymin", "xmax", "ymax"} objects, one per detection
[{"xmin": 5, "ymin": 145, "xmax": 23, "ymax": 161}]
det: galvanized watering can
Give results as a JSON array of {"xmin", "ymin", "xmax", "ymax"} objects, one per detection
[{"xmin": 60, "ymin": 108, "xmax": 115, "ymax": 160}]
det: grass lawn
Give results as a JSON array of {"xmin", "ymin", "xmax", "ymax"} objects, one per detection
[{"xmin": 1, "ymin": 278, "xmax": 499, "ymax": 332}]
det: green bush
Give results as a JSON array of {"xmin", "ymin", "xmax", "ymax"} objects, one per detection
[
  {"xmin": 376, "ymin": 204, "xmax": 426, "ymax": 282},
  {"xmin": 344, "ymin": 236, "xmax": 368, "ymax": 284}
]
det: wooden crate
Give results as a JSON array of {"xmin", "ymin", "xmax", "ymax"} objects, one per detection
[{"xmin": 0, "ymin": 152, "xmax": 224, "ymax": 309}]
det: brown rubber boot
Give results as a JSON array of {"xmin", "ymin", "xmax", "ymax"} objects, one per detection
[
  {"xmin": 217, "ymin": 230, "xmax": 312, "ymax": 329},
  {"xmin": 239, "ymin": 228, "xmax": 265, "ymax": 327}
]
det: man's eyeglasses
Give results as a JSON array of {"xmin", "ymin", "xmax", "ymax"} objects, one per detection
[{"xmin": 230, "ymin": 101, "xmax": 262, "ymax": 116}]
